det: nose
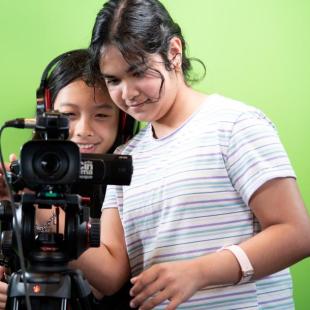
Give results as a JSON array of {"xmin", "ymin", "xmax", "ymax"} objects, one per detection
[
  {"xmin": 121, "ymin": 81, "xmax": 139, "ymax": 102},
  {"xmin": 75, "ymin": 117, "xmax": 94, "ymax": 137}
]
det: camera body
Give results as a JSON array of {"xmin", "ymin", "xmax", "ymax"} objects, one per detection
[
  {"xmin": 13, "ymin": 139, "xmax": 133, "ymax": 191},
  {"xmin": 9, "ymin": 111, "xmax": 132, "ymax": 192}
]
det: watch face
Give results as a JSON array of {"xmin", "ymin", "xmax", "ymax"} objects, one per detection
[{"xmin": 243, "ymin": 270, "xmax": 254, "ymax": 277}]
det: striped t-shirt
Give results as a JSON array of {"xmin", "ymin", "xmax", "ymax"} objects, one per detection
[{"xmin": 103, "ymin": 94, "xmax": 295, "ymax": 309}]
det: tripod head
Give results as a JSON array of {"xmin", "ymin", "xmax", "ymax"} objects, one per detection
[{"xmin": 1, "ymin": 192, "xmax": 99, "ymax": 271}]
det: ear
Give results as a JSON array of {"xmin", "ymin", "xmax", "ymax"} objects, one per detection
[{"xmin": 168, "ymin": 37, "xmax": 183, "ymax": 69}]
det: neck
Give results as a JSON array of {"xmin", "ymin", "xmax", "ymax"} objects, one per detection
[{"xmin": 152, "ymin": 85, "xmax": 207, "ymax": 139}]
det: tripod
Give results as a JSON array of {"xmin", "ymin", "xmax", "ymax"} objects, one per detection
[
  {"xmin": 0, "ymin": 192, "xmax": 100, "ymax": 310},
  {"xmin": 6, "ymin": 263, "xmax": 92, "ymax": 310}
]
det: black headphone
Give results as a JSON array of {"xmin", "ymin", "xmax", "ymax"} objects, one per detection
[
  {"xmin": 36, "ymin": 50, "xmax": 79, "ymax": 115},
  {"xmin": 36, "ymin": 50, "xmax": 138, "ymax": 144}
]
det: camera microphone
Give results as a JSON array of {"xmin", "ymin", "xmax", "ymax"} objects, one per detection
[{"xmin": 5, "ymin": 118, "xmax": 36, "ymax": 129}]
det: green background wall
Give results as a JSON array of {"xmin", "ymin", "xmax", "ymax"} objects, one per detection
[{"xmin": 0, "ymin": 0, "xmax": 309, "ymax": 308}]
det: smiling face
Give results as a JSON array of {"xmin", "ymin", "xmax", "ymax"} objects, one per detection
[
  {"xmin": 99, "ymin": 44, "xmax": 180, "ymax": 124},
  {"xmin": 53, "ymin": 79, "xmax": 119, "ymax": 154}
]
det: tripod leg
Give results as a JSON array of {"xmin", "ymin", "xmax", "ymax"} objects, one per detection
[
  {"xmin": 5, "ymin": 272, "xmax": 20, "ymax": 310},
  {"xmin": 70, "ymin": 269, "xmax": 93, "ymax": 310},
  {"xmin": 61, "ymin": 299, "xmax": 67, "ymax": 310}
]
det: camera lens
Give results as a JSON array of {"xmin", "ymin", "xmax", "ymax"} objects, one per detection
[
  {"xmin": 33, "ymin": 150, "xmax": 69, "ymax": 181},
  {"xmin": 40, "ymin": 153, "xmax": 60, "ymax": 175},
  {"xmin": 21, "ymin": 140, "xmax": 80, "ymax": 186}
]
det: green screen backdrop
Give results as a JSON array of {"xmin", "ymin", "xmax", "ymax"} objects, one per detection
[{"xmin": 0, "ymin": 1, "xmax": 309, "ymax": 308}]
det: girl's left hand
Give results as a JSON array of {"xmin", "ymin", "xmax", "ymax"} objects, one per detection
[
  {"xmin": 0, "ymin": 266, "xmax": 8, "ymax": 310},
  {"xmin": 129, "ymin": 260, "xmax": 202, "ymax": 310}
]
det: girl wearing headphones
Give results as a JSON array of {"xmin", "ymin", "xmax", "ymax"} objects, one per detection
[{"xmin": 0, "ymin": 49, "xmax": 136, "ymax": 309}]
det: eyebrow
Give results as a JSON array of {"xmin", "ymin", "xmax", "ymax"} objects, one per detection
[
  {"xmin": 127, "ymin": 64, "xmax": 141, "ymax": 73},
  {"xmin": 102, "ymin": 64, "xmax": 139, "ymax": 78},
  {"xmin": 57, "ymin": 102, "xmax": 114, "ymax": 109},
  {"xmin": 101, "ymin": 74, "xmax": 115, "ymax": 79}
]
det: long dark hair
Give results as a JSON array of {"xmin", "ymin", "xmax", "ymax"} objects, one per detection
[
  {"xmin": 89, "ymin": 0, "xmax": 205, "ymax": 85},
  {"xmin": 42, "ymin": 49, "xmax": 135, "ymax": 152},
  {"xmin": 46, "ymin": 49, "xmax": 92, "ymax": 105}
]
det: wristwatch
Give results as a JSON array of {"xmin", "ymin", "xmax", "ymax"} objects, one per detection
[{"xmin": 222, "ymin": 245, "xmax": 254, "ymax": 284}]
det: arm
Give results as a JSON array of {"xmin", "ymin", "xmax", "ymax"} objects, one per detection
[
  {"xmin": 129, "ymin": 177, "xmax": 310, "ymax": 310},
  {"xmin": 70, "ymin": 208, "xmax": 130, "ymax": 296},
  {"xmin": 0, "ymin": 156, "xmax": 15, "ymax": 310},
  {"xmin": 233, "ymin": 177, "xmax": 310, "ymax": 277},
  {"xmin": 195, "ymin": 177, "xmax": 310, "ymax": 283}
]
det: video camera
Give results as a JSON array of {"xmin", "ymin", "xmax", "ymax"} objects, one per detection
[
  {"xmin": 0, "ymin": 111, "xmax": 133, "ymax": 309},
  {"xmin": 7, "ymin": 111, "xmax": 132, "ymax": 192}
]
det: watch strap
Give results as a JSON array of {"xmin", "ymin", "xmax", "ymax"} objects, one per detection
[{"xmin": 221, "ymin": 245, "xmax": 254, "ymax": 284}]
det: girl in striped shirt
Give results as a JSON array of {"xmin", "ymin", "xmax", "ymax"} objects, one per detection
[{"xmin": 73, "ymin": 0, "xmax": 310, "ymax": 309}]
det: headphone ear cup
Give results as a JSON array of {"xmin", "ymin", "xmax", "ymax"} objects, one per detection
[
  {"xmin": 120, "ymin": 112, "xmax": 136, "ymax": 142},
  {"xmin": 44, "ymin": 88, "xmax": 51, "ymax": 111},
  {"xmin": 37, "ymin": 49, "xmax": 84, "ymax": 115},
  {"xmin": 121, "ymin": 112, "xmax": 127, "ymax": 132}
]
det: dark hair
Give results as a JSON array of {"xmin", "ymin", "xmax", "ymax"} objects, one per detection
[
  {"xmin": 38, "ymin": 49, "xmax": 135, "ymax": 151},
  {"xmin": 46, "ymin": 49, "xmax": 94, "ymax": 106},
  {"xmin": 89, "ymin": 0, "xmax": 205, "ymax": 84}
]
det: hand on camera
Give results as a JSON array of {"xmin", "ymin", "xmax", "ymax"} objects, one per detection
[
  {"xmin": 0, "ymin": 266, "xmax": 8, "ymax": 310},
  {"xmin": 0, "ymin": 154, "xmax": 17, "ymax": 200},
  {"xmin": 129, "ymin": 260, "xmax": 202, "ymax": 310}
]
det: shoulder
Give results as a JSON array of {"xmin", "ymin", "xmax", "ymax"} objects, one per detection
[
  {"xmin": 114, "ymin": 124, "xmax": 151, "ymax": 155},
  {"xmin": 200, "ymin": 94, "xmax": 276, "ymax": 133},
  {"xmin": 205, "ymin": 94, "xmax": 265, "ymax": 119}
]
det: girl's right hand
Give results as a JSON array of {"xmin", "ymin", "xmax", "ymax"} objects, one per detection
[
  {"xmin": 0, "ymin": 266, "xmax": 8, "ymax": 310},
  {"xmin": 0, "ymin": 168, "xmax": 9, "ymax": 200},
  {"xmin": 0, "ymin": 154, "xmax": 17, "ymax": 200}
]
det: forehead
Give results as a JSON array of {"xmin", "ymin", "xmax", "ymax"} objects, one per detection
[
  {"xmin": 100, "ymin": 45, "xmax": 129, "ymax": 74},
  {"xmin": 100, "ymin": 44, "xmax": 164, "ymax": 75},
  {"xmin": 53, "ymin": 79, "xmax": 116, "ymax": 110}
]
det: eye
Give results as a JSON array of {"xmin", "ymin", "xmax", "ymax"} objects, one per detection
[
  {"xmin": 95, "ymin": 113, "xmax": 109, "ymax": 119},
  {"xmin": 62, "ymin": 112, "xmax": 76, "ymax": 120},
  {"xmin": 105, "ymin": 77, "xmax": 120, "ymax": 86},
  {"xmin": 132, "ymin": 70, "xmax": 145, "ymax": 78}
]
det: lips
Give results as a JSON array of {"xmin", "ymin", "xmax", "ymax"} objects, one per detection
[
  {"xmin": 128, "ymin": 102, "xmax": 143, "ymax": 108},
  {"xmin": 127, "ymin": 98, "xmax": 150, "ymax": 108},
  {"xmin": 76, "ymin": 143, "xmax": 98, "ymax": 153}
]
